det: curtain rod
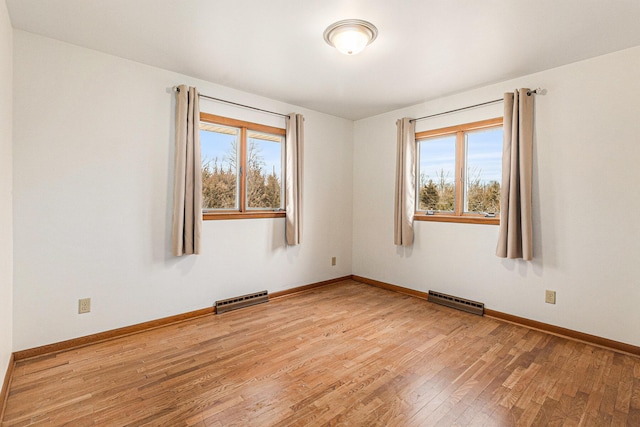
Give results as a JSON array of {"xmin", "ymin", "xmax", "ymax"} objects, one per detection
[
  {"xmin": 410, "ymin": 88, "xmax": 542, "ymax": 123},
  {"xmin": 173, "ymin": 86, "xmax": 288, "ymax": 118}
]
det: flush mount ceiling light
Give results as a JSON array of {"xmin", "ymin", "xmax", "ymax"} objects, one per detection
[{"xmin": 323, "ymin": 19, "xmax": 378, "ymax": 55}]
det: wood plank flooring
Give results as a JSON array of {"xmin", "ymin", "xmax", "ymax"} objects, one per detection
[{"xmin": 3, "ymin": 280, "xmax": 640, "ymax": 426}]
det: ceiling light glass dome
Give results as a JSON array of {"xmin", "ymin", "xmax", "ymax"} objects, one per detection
[{"xmin": 323, "ymin": 19, "xmax": 378, "ymax": 55}]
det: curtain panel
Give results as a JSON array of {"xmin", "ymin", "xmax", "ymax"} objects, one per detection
[
  {"xmin": 496, "ymin": 88, "xmax": 534, "ymax": 260},
  {"xmin": 285, "ymin": 113, "xmax": 304, "ymax": 245},
  {"xmin": 394, "ymin": 117, "xmax": 416, "ymax": 246},
  {"xmin": 172, "ymin": 85, "xmax": 202, "ymax": 256}
]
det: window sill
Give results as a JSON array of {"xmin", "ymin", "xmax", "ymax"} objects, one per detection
[
  {"xmin": 414, "ymin": 214, "xmax": 499, "ymax": 225},
  {"xmin": 203, "ymin": 211, "xmax": 286, "ymax": 221}
]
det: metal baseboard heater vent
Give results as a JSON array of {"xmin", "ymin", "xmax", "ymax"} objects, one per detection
[
  {"xmin": 428, "ymin": 290, "xmax": 484, "ymax": 316},
  {"xmin": 215, "ymin": 290, "xmax": 269, "ymax": 314}
]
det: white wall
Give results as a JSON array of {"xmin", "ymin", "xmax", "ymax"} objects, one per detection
[
  {"xmin": 353, "ymin": 46, "xmax": 640, "ymax": 347},
  {"xmin": 12, "ymin": 31, "xmax": 353, "ymax": 350},
  {"xmin": 11, "ymin": 29, "xmax": 640, "ymax": 352},
  {"xmin": 0, "ymin": 0, "xmax": 13, "ymax": 379}
]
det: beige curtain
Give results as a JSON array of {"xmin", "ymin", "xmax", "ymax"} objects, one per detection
[
  {"xmin": 285, "ymin": 113, "xmax": 304, "ymax": 245},
  {"xmin": 496, "ymin": 89, "xmax": 534, "ymax": 260},
  {"xmin": 394, "ymin": 117, "xmax": 416, "ymax": 246},
  {"xmin": 172, "ymin": 85, "xmax": 202, "ymax": 256}
]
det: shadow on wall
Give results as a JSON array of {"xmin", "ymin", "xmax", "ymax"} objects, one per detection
[
  {"xmin": 395, "ymin": 245, "xmax": 413, "ymax": 258},
  {"xmin": 162, "ymin": 86, "xmax": 177, "ymax": 264}
]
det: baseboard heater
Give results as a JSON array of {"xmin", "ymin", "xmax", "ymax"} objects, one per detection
[
  {"xmin": 215, "ymin": 290, "xmax": 269, "ymax": 314},
  {"xmin": 428, "ymin": 290, "xmax": 484, "ymax": 316}
]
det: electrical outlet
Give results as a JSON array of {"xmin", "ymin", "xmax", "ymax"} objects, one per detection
[
  {"xmin": 545, "ymin": 290, "xmax": 556, "ymax": 304},
  {"xmin": 78, "ymin": 298, "xmax": 91, "ymax": 314},
  {"xmin": 331, "ymin": 256, "xmax": 337, "ymax": 266}
]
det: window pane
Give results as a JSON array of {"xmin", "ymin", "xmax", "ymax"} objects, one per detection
[
  {"xmin": 464, "ymin": 127, "xmax": 502, "ymax": 214},
  {"xmin": 246, "ymin": 131, "xmax": 284, "ymax": 210},
  {"xmin": 200, "ymin": 123, "xmax": 239, "ymax": 210},
  {"xmin": 417, "ymin": 135, "xmax": 456, "ymax": 212}
]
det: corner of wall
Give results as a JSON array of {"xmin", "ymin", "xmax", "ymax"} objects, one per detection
[{"xmin": 0, "ymin": 0, "xmax": 14, "ymax": 386}]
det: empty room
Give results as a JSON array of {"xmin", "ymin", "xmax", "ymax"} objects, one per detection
[{"xmin": 1, "ymin": 1, "xmax": 639, "ymax": 425}]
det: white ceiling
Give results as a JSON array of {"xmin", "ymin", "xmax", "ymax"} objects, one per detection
[{"xmin": 7, "ymin": 0, "xmax": 640, "ymax": 120}]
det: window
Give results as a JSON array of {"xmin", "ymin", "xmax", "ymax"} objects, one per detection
[
  {"xmin": 199, "ymin": 113, "xmax": 285, "ymax": 220},
  {"xmin": 415, "ymin": 117, "xmax": 503, "ymax": 224}
]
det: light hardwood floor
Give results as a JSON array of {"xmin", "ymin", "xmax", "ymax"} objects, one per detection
[{"xmin": 3, "ymin": 280, "xmax": 639, "ymax": 426}]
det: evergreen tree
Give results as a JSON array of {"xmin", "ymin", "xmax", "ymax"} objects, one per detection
[
  {"xmin": 263, "ymin": 167, "xmax": 281, "ymax": 209},
  {"xmin": 202, "ymin": 156, "xmax": 237, "ymax": 209},
  {"xmin": 420, "ymin": 179, "xmax": 439, "ymax": 210}
]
